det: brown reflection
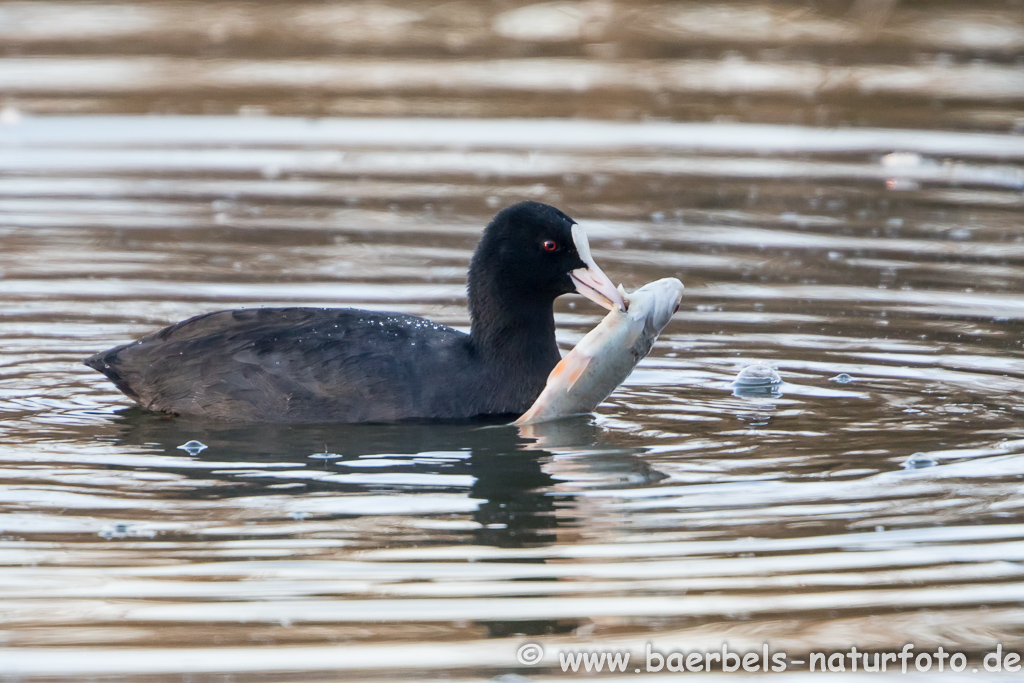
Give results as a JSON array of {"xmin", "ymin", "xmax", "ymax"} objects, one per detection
[
  {"xmin": 102, "ymin": 409, "xmax": 664, "ymax": 541},
  {"xmin": 100, "ymin": 410, "xmax": 672, "ymax": 641},
  {"xmin": 1, "ymin": 1, "xmax": 1021, "ymax": 129},
  {"xmin": 3, "ymin": 0, "xmax": 1024, "ymax": 673},
  {"xmin": 106, "ymin": 407, "xmax": 573, "ymax": 548}
]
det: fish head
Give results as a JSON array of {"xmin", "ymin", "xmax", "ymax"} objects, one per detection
[{"xmin": 629, "ymin": 278, "xmax": 684, "ymax": 337}]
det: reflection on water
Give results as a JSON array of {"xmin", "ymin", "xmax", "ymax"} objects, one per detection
[
  {"xmin": 2, "ymin": 0, "xmax": 1023, "ymax": 130},
  {"xmin": 2, "ymin": 0, "xmax": 1024, "ymax": 680}
]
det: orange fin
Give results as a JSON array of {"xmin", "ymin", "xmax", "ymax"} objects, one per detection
[
  {"xmin": 515, "ymin": 402, "xmax": 542, "ymax": 425},
  {"xmin": 548, "ymin": 351, "xmax": 592, "ymax": 390},
  {"xmin": 515, "ymin": 352, "xmax": 593, "ymax": 425}
]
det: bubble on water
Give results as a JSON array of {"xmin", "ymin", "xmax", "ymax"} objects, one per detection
[
  {"xmin": 734, "ymin": 363, "xmax": 781, "ymax": 385},
  {"xmin": 903, "ymin": 453, "xmax": 938, "ymax": 469},
  {"xmin": 177, "ymin": 440, "xmax": 207, "ymax": 455},
  {"xmin": 732, "ymin": 363, "xmax": 782, "ymax": 398},
  {"xmin": 830, "ymin": 373, "xmax": 854, "ymax": 383},
  {"xmin": 308, "ymin": 450, "xmax": 342, "ymax": 460}
]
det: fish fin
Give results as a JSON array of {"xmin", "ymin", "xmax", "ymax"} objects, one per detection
[
  {"xmin": 623, "ymin": 324, "xmax": 645, "ymax": 353},
  {"xmin": 514, "ymin": 402, "xmax": 542, "ymax": 425},
  {"xmin": 549, "ymin": 351, "xmax": 592, "ymax": 391},
  {"xmin": 514, "ymin": 351, "xmax": 593, "ymax": 425}
]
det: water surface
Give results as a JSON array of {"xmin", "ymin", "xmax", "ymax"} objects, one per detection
[{"xmin": 2, "ymin": 1, "xmax": 1024, "ymax": 680}]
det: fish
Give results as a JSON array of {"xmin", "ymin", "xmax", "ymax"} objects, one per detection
[{"xmin": 515, "ymin": 277, "xmax": 684, "ymax": 425}]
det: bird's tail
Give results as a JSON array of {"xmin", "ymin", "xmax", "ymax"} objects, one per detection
[{"xmin": 83, "ymin": 345, "xmax": 143, "ymax": 402}]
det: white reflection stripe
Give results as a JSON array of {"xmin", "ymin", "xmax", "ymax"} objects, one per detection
[
  {"xmin": 6, "ymin": 582, "xmax": 1024, "ymax": 627},
  {"xmin": 0, "ymin": 151, "xmax": 1018, "ymax": 188},
  {"xmin": 3, "ymin": 115, "xmax": 1024, "ymax": 158},
  {"xmin": 0, "ymin": 58, "xmax": 1022, "ymax": 100}
]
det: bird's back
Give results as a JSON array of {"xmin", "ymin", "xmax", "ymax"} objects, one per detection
[{"xmin": 85, "ymin": 307, "xmax": 519, "ymax": 423}]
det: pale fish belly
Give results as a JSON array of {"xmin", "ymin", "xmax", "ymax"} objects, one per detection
[{"xmin": 515, "ymin": 278, "xmax": 683, "ymax": 425}]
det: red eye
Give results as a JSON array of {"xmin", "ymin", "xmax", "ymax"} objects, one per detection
[{"xmin": 543, "ymin": 240, "xmax": 558, "ymax": 252}]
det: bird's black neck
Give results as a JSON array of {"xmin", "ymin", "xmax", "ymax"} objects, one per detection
[{"xmin": 467, "ymin": 279, "xmax": 561, "ymax": 374}]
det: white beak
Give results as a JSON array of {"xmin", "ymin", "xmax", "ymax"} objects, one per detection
[{"xmin": 569, "ymin": 224, "xmax": 626, "ymax": 312}]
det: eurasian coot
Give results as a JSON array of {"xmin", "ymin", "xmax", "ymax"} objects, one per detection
[{"xmin": 85, "ymin": 201, "xmax": 625, "ymax": 423}]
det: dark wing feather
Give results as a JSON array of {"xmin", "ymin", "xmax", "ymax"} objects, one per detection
[{"xmin": 85, "ymin": 308, "xmax": 477, "ymax": 422}]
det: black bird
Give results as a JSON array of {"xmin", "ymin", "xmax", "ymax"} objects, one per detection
[{"xmin": 85, "ymin": 201, "xmax": 625, "ymax": 423}]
